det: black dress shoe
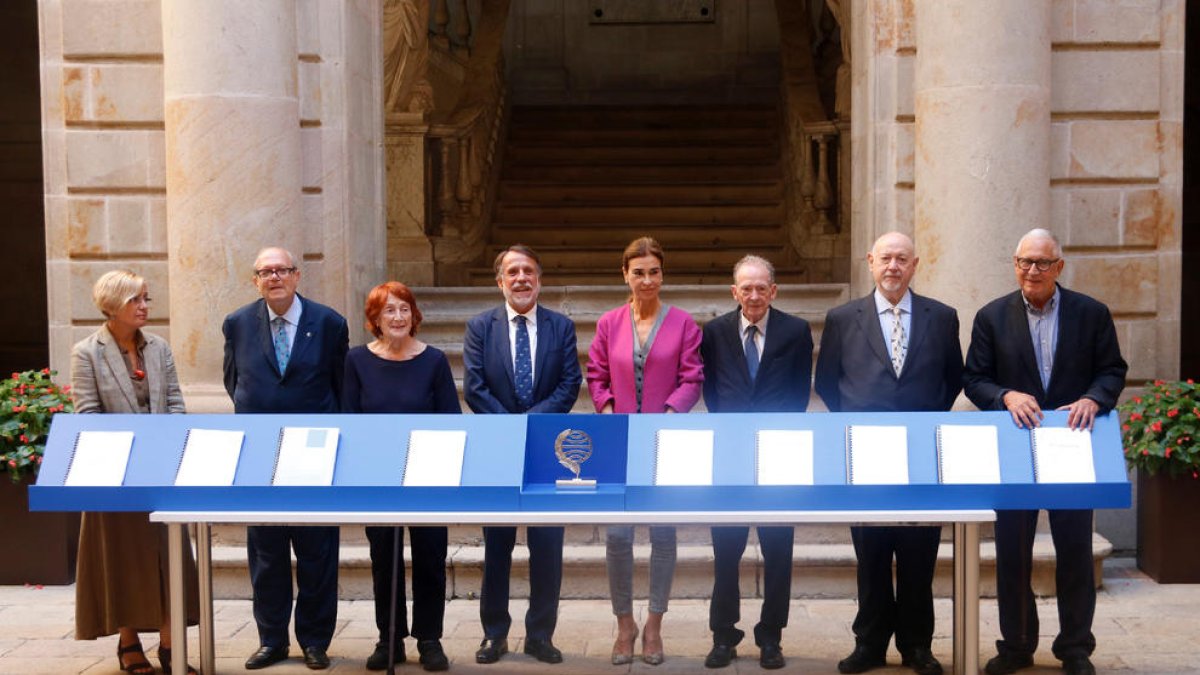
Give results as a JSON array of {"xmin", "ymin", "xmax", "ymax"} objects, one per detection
[
  {"xmin": 245, "ymin": 645, "xmax": 289, "ymax": 670},
  {"xmin": 838, "ymin": 645, "xmax": 886, "ymax": 674},
  {"xmin": 704, "ymin": 643, "xmax": 736, "ymax": 668},
  {"xmin": 366, "ymin": 641, "xmax": 405, "ymax": 671},
  {"xmin": 523, "ymin": 638, "xmax": 564, "ymax": 664},
  {"xmin": 901, "ymin": 647, "xmax": 943, "ymax": 675},
  {"xmin": 984, "ymin": 652, "xmax": 1034, "ymax": 675},
  {"xmin": 303, "ymin": 646, "xmax": 330, "ymax": 670},
  {"xmin": 759, "ymin": 644, "xmax": 785, "ymax": 670},
  {"xmin": 1062, "ymin": 656, "xmax": 1096, "ymax": 675},
  {"xmin": 417, "ymin": 640, "xmax": 449, "ymax": 672},
  {"xmin": 475, "ymin": 637, "xmax": 509, "ymax": 664}
]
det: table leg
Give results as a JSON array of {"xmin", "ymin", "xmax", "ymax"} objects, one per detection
[
  {"xmin": 169, "ymin": 524, "xmax": 187, "ymax": 675},
  {"xmin": 953, "ymin": 523, "xmax": 981, "ymax": 674},
  {"xmin": 197, "ymin": 523, "xmax": 215, "ymax": 675}
]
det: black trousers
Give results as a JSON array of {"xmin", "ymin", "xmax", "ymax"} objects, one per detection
[
  {"xmin": 247, "ymin": 525, "xmax": 339, "ymax": 650},
  {"xmin": 994, "ymin": 509, "xmax": 1096, "ymax": 661},
  {"xmin": 479, "ymin": 526, "xmax": 564, "ymax": 641},
  {"xmin": 709, "ymin": 526, "xmax": 794, "ymax": 647},
  {"xmin": 849, "ymin": 525, "xmax": 941, "ymax": 656},
  {"xmin": 366, "ymin": 526, "xmax": 448, "ymax": 644}
]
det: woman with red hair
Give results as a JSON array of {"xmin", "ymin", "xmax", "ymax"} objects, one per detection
[{"xmin": 342, "ymin": 281, "xmax": 458, "ymax": 671}]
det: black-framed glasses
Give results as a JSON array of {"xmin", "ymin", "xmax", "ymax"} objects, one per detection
[
  {"xmin": 254, "ymin": 267, "xmax": 297, "ymax": 280},
  {"xmin": 1014, "ymin": 257, "xmax": 1059, "ymax": 272}
]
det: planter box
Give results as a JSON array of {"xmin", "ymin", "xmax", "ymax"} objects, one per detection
[
  {"xmin": 1137, "ymin": 469, "xmax": 1200, "ymax": 583},
  {"xmin": 0, "ymin": 474, "xmax": 79, "ymax": 584}
]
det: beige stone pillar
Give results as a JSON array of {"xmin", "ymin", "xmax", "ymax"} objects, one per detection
[
  {"xmin": 913, "ymin": 0, "xmax": 1051, "ymax": 338},
  {"xmin": 162, "ymin": 1, "xmax": 302, "ymax": 411}
]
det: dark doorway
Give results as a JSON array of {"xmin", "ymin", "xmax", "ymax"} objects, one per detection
[{"xmin": 0, "ymin": 0, "xmax": 48, "ymax": 373}]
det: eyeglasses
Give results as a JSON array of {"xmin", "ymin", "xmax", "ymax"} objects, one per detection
[
  {"xmin": 254, "ymin": 267, "xmax": 297, "ymax": 280},
  {"xmin": 1014, "ymin": 257, "xmax": 1059, "ymax": 272}
]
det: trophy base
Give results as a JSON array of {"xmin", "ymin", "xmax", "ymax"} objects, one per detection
[{"xmin": 555, "ymin": 478, "xmax": 598, "ymax": 490}]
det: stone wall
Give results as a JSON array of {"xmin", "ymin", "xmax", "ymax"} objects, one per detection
[
  {"xmin": 38, "ymin": 0, "xmax": 383, "ymax": 409},
  {"xmin": 852, "ymin": 0, "xmax": 1183, "ymax": 384},
  {"xmin": 503, "ymin": 0, "xmax": 783, "ymax": 105}
]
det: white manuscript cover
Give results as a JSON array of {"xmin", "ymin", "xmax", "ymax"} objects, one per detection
[
  {"xmin": 175, "ymin": 429, "xmax": 245, "ymax": 486},
  {"xmin": 755, "ymin": 429, "xmax": 815, "ymax": 485},
  {"xmin": 402, "ymin": 429, "xmax": 467, "ymax": 487},
  {"xmin": 1031, "ymin": 427, "xmax": 1096, "ymax": 483},
  {"xmin": 936, "ymin": 424, "xmax": 1001, "ymax": 484},
  {"xmin": 654, "ymin": 429, "xmax": 714, "ymax": 486},
  {"xmin": 846, "ymin": 425, "xmax": 909, "ymax": 485},
  {"xmin": 64, "ymin": 430, "xmax": 135, "ymax": 486},
  {"xmin": 272, "ymin": 427, "xmax": 339, "ymax": 486}
]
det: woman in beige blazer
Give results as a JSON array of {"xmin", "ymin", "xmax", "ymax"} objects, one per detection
[{"xmin": 71, "ymin": 269, "xmax": 198, "ymax": 675}]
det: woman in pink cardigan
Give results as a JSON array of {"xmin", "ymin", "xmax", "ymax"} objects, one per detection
[{"xmin": 587, "ymin": 237, "xmax": 704, "ymax": 666}]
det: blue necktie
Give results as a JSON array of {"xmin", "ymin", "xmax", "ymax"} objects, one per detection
[
  {"xmin": 272, "ymin": 316, "xmax": 290, "ymax": 374},
  {"xmin": 514, "ymin": 315, "xmax": 533, "ymax": 410},
  {"xmin": 744, "ymin": 325, "xmax": 760, "ymax": 381}
]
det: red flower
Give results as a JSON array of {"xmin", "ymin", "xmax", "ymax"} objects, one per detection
[
  {"xmin": 1151, "ymin": 421, "xmax": 1163, "ymax": 433},
  {"xmin": 1168, "ymin": 409, "xmax": 1179, "ymax": 418},
  {"xmin": 1194, "ymin": 471, "xmax": 1199, "ymax": 479},
  {"xmin": 1155, "ymin": 379, "xmax": 1166, "ymax": 386},
  {"xmin": 11, "ymin": 405, "xmax": 24, "ymax": 413},
  {"xmin": 1122, "ymin": 424, "xmax": 1130, "ymax": 431},
  {"xmin": 18, "ymin": 434, "xmax": 28, "ymax": 443},
  {"xmin": 6, "ymin": 459, "xmax": 14, "ymax": 469},
  {"xmin": 1130, "ymin": 412, "xmax": 1143, "ymax": 421},
  {"xmin": 9, "ymin": 372, "xmax": 18, "ymax": 380},
  {"xmin": 1166, "ymin": 448, "xmax": 1173, "ymax": 457},
  {"xmin": 1189, "ymin": 379, "xmax": 1195, "ymax": 385},
  {"xmin": 1134, "ymin": 396, "xmax": 1143, "ymax": 404},
  {"xmin": 39, "ymin": 368, "xmax": 49, "ymax": 375},
  {"xmin": 1142, "ymin": 449, "xmax": 1149, "ymax": 455},
  {"xmin": 62, "ymin": 385, "xmax": 71, "ymax": 392}
]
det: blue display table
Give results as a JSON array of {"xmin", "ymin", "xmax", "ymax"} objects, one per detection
[{"xmin": 30, "ymin": 410, "xmax": 1129, "ymax": 675}]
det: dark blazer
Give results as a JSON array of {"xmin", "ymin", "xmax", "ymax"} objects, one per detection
[
  {"xmin": 222, "ymin": 294, "xmax": 349, "ymax": 414},
  {"xmin": 463, "ymin": 304, "xmax": 582, "ymax": 414},
  {"xmin": 700, "ymin": 306, "xmax": 812, "ymax": 413},
  {"xmin": 963, "ymin": 285, "xmax": 1127, "ymax": 412},
  {"xmin": 815, "ymin": 291, "xmax": 963, "ymax": 413}
]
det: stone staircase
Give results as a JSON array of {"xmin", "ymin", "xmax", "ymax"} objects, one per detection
[{"xmin": 468, "ymin": 104, "xmax": 811, "ymax": 286}]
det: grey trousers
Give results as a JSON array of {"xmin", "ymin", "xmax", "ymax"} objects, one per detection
[{"xmin": 606, "ymin": 525, "xmax": 677, "ymax": 615}]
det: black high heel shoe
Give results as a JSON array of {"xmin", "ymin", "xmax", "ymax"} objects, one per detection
[
  {"xmin": 117, "ymin": 641, "xmax": 154, "ymax": 675},
  {"xmin": 157, "ymin": 645, "xmax": 200, "ymax": 675}
]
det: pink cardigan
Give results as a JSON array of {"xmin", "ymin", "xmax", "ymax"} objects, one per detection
[{"xmin": 587, "ymin": 304, "xmax": 704, "ymax": 414}]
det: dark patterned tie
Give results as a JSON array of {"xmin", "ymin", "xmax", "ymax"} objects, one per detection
[
  {"xmin": 272, "ymin": 316, "xmax": 290, "ymax": 374},
  {"xmin": 890, "ymin": 306, "xmax": 906, "ymax": 376},
  {"xmin": 744, "ymin": 325, "xmax": 760, "ymax": 381},
  {"xmin": 514, "ymin": 315, "xmax": 533, "ymax": 410}
]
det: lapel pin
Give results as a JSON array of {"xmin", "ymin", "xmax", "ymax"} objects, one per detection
[{"xmin": 306, "ymin": 331, "xmax": 312, "ymax": 338}]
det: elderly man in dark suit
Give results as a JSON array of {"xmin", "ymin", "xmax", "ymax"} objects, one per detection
[
  {"xmin": 223, "ymin": 246, "xmax": 349, "ymax": 671},
  {"xmin": 964, "ymin": 229, "xmax": 1126, "ymax": 675},
  {"xmin": 463, "ymin": 244, "xmax": 582, "ymax": 665},
  {"xmin": 699, "ymin": 254, "xmax": 812, "ymax": 671},
  {"xmin": 815, "ymin": 232, "xmax": 962, "ymax": 675}
]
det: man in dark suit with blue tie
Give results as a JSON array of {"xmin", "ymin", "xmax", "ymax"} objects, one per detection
[
  {"xmin": 815, "ymin": 232, "xmax": 962, "ymax": 675},
  {"xmin": 965, "ymin": 229, "xmax": 1126, "ymax": 675},
  {"xmin": 463, "ymin": 245, "xmax": 582, "ymax": 665},
  {"xmin": 699, "ymin": 255, "xmax": 812, "ymax": 671},
  {"xmin": 223, "ymin": 247, "xmax": 349, "ymax": 671}
]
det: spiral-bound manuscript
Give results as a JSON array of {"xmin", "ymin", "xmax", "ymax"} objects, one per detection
[
  {"xmin": 1031, "ymin": 427, "xmax": 1095, "ymax": 484},
  {"xmin": 271, "ymin": 427, "xmax": 339, "ymax": 486},
  {"xmin": 653, "ymin": 429, "xmax": 713, "ymax": 486},
  {"xmin": 174, "ymin": 428, "xmax": 245, "ymax": 486},
  {"xmin": 64, "ymin": 430, "xmax": 134, "ymax": 486},
  {"xmin": 935, "ymin": 424, "xmax": 1000, "ymax": 484},
  {"xmin": 845, "ymin": 425, "xmax": 908, "ymax": 485}
]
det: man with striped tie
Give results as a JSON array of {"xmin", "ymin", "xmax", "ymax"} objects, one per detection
[{"xmin": 814, "ymin": 232, "xmax": 963, "ymax": 675}]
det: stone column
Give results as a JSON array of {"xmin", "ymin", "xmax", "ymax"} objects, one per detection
[
  {"xmin": 913, "ymin": 0, "xmax": 1051, "ymax": 339},
  {"xmin": 162, "ymin": 1, "xmax": 302, "ymax": 411}
]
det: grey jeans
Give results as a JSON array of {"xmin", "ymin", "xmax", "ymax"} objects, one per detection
[{"xmin": 606, "ymin": 525, "xmax": 677, "ymax": 615}]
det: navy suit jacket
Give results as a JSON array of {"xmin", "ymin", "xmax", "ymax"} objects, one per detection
[
  {"xmin": 963, "ymin": 285, "xmax": 1127, "ymax": 412},
  {"xmin": 463, "ymin": 304, "xmax": 582, "ymax": 414},
  {"xmin": 223, "ymin": 294, "xmax": 349, "ymax": 414},
  {"xmin": 700, "ymin": 306, "xmax": 812, "ymax": 413},
  {"xmin": 815, "ymin": 291, "xmax": 963, "ymax": 413}
]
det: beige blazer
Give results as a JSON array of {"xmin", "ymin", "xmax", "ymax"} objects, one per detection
[{"xmin": 70, "ymin": 325, "xmax": 186, "ymax": 414}]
